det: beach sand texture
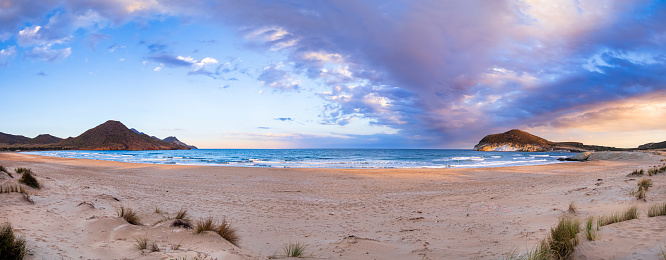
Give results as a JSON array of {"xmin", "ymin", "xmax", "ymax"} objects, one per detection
[{"xmin": 2, "ymin": 151, "xmax": 666, "ymax": 259}]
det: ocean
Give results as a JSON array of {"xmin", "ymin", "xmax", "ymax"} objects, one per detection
[{"xmin": 23, "ymin": 149, "xmax": 575, "ymax": 169}]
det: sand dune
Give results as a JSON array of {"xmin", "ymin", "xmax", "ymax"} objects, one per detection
[{"xmin": 1, "ymin": 152, "xmax": 666, "ymax": 259}]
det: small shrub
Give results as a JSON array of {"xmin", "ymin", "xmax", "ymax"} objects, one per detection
[
  {"xmin": 0, "ymin": 222, "xmax": 27, "ymax": 259},
  {"xmin": 638, "ymin": 178, "xmax": 653, "ymax": 191},
  {"xmin": 117, "ymin": 206, "xmax": 141, "ymax": 225},
  {"xmin": 629, "ymin": 169, "xmax": 644, "ymax": 176},
  {"xmin": 648, "ymin": 202, "xmax": 666, "ymax": 217},
  {"xmin": 548, "ymin": 217, "xmax": 580, "ymax": 259},
  {"xmin": 171, "ymin": 219, "xmax": 192, "ymax": 229},
  {"xmin": 135, "ymin": 237, "xmax": 148, "ymax": 250},
  {"xmin": 282, "ymin": 242, "xmax": 307, "ymax": 257},
  {"xmin": 585, "ymin": 216, "xmax": 596, "ymax": 241},
  {"xmin": 218, "ymin": 218, "xmax": 239, "ymax": 246},
  {"xmin": 195, "ymin": 217, "xmax": 216, "ymax": 234},
  {"xmin": 633, "ymin": 187, "xmax": 646, "ymax": 200},
  {"xmin": 18, "ymin": 171, "xmax": 40, "ymax": 189},
  {"xmin": 14, "ymin": 168, "xmax": 30, "ymax": 174}
]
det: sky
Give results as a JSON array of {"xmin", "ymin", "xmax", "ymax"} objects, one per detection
[{"xmin": 1, "ymin": 0, "xmax": 666, "ymax": 149}]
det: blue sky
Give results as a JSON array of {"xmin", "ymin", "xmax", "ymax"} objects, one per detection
[{"xmin": 1, "ymin": 0, "xmax": 666, "ymax": 149}]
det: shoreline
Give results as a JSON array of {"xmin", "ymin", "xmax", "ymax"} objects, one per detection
[
  {"xmin": 18, "ymin": 149, "xmax": 575, "ymax": 169},
  {"xmin": 2, "ymin": 152, "xmax": 666, "ymax": 259}
]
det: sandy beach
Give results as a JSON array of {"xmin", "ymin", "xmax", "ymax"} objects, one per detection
[{"xmin": 2, "ymin": 151, "xmax": 666, "ymax": 259}]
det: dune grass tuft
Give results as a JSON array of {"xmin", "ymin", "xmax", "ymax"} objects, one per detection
[
  {"xmin": 174, "ymin": 208, "xmax": 189, "ymax": 221},
  {"xmin": 0, "ymin": 222, "xmax": 27, "ymax": 259},
  {"xmin": 568, "ymin": 202, "xmax": 576, "ymax": 213},
  {"xmin": 282, "ymin": 242, "xmax": 307, "ymax": 257},
  {"xmin": 149, "ymin": 241, "xmax": 160, "ymax": 252},
  {"xmin": 117, "ymin": 206, "xmax": 141, "ymax": 225},
  {"xmin": 135, "ymin": 237, "xmax": 148, "ymax": 250},
  {"xmin": 638, "ymin": 178, "xmax": 653, "ymax": 191},
  {"xmin": 585, "ymin": 216, "xmax": 597, "ymax": 241},
  {"xmin": 548, "ymin": 217, "xmax": 580, "ymax": 259},
  {"xmin": 18, "ymin": 170, "xmax": 40, "ymax": 189},
  {"xmin": 218, "ymin": 218, "xmax": 239, "ymax": 247},
  {"xmin": 598, "ymin": 205, "xmax": 639, "ymax": 227},
  {"xmin": 648, "ymin": 202, "xmax": 666, "ymax": 217},
  {"xmin": 195, "ymin": 217, "xmax": 216, "ymax": 234}
]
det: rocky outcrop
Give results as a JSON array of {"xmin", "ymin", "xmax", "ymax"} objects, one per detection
[
  {"xmin": 163, "ymin": 136, "xmax": 198, "ymax": 149},
  {"xmin": 473, "ymin": 129, "xmax": 554, "ymax": 152},
  {"xmin": 474, "ymin": 129, "xmax": 620, "ymax": 152}
]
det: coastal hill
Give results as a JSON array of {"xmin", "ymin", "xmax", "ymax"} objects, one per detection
[
  {"xmin": 473, "ymin": 129, "xmax": 621, "ymax": 152},
  {"xmin": 0, "ymin": 120, "xmax": 194, "ymax": 151},
  {"xmin": 56, "ymin": 120, "xmax": 188, "ymax": 150}
]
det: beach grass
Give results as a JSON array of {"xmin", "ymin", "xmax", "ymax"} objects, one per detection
[
  {"xmin": 0, "ymin": 222, "xmax": 27, "ymax": 259},
  {"xmin": 548, "ymin": 217, "xmax": 580, "ymax": 259},
  {"xmin": 117, "ymin": 206, "xmax": 141, "ymax": 225},
  {"xmin": 282, "ymin": 242, "xmax": 307, "ymax": 257},
  {"xmin": 18, "ymin": 170, "xmax": 40, "ymax": 189},
  {"xmin": 598, "ymin": 206, "xmax": 638, "ymax": 227},
  {"xmin": 648, "ymin": 202, "xmax": 666, "ymax": 217},
  {"xmin": 218, "ymin": 218, "xmax": 239, "ymax": 246},
  {"xmin": 195, "ymin": 217, "xmax": 216, "ymax": 234},
  {"xmin": 585, "ymin": 216, "xmax": 596, "ymax": 241}
]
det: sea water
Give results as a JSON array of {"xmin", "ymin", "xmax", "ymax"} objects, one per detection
[{"xmin": 23, "ymin": 149, "xmax": 574, "ymax": 169}]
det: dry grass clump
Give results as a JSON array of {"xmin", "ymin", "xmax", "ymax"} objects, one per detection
[
  {"xmin": 0, "ymin": 184, "xmax": 25, "ymax": 194},
  {"xmin": 568, "ymin": 202, "xmax": 576, "ymax": 213},
  {"xmin": 195, "ymin": 217, "xmax": 216, "ymax": 234},
  {"xmin": 174, "ymin": 208, "xmax": 189, "ymax": 220},
  {"xmin": 629, "ymin": 169, "xmax": 645, "ymax": 176},
  {"xmin": 18, "ymin": 169, "xmax": 40, "ymax": 189},
  {"xmin": 117, "ymin": 206, "xmax": 141, "ymax": 225},
  {"xmin": 134, "ymin": 237, "xmax": 148, "ymax": 250},
  {"xmin": 0, "ymin": 222, "xmax": 27, "ymax": 259},
  {"xmin": 218, "ymin": 218, "xmax": 239, "ymax": 247},
  {"xmin": 638, "ymin": 178, "xmax": 653, "ymax": 191},
  {"xmin": 149, "ymin": 241, "xmax": 160, "ymax": 252},
  {"xmin": 598, "ymin": 206, "xmax": 639, "ymax": 227},
  {"xmin": 648, "ymin": 202, "xmax": 666, "ymax": 217},
  {"xmin": 193, "ymin": 217, "xmax": 240, "ymax": 246},
  {"xmin": 631, "ymin": 178, "xmax": 651, "ymax": 201}
]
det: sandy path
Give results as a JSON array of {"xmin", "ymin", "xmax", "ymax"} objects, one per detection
[{"xmin": 1, "ymin": 152, "xmax": 666, "ymax": 259}]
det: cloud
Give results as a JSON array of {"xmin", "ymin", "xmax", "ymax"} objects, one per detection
[
  {"xmin": 24, "ymin": 46, "xmax": 71, "ymax": 62},
  {"xmin": 0, "ymin": 46, "xmax": 17, "ymax": 67},
  {"xmin": 257, "ymin": 126, "xmax": 270, "ymax": 129},
  {"xmin": 37, "ymin": 71, "xmax": 47, "ymax": 76},
  {"xmin": 274, "ymin": 117, "xmax": 293, "ymax": 122},
  {"xmin": 85, "ymin": 33, "xmax": 110, "ymax": 50},
  {"xmin": 258, "ymin": 63, "xmax": 300, "ymax": 91}
]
